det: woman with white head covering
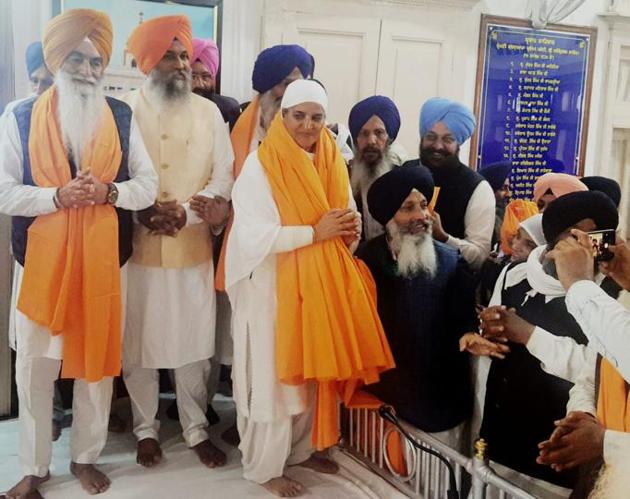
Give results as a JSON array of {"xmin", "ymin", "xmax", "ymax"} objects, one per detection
[{"xmin": 225, "ymin": 80, "xmax": 394, "ymax": 497}]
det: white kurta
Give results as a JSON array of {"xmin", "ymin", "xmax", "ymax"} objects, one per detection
[
  {"xmin": 123, "ymin": 96, "xmax": 235, "ymax": 369},
  {"xmin": 226, "ymin": 150, "xmax": 356, "ymax": 423}
]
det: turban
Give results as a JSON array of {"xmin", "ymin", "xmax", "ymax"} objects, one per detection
[
  {"xmin": 542, "ymin": 191, "xmax": 618, "ymax": 245},
  {"xmin": 367, "ymin": 165, "xmax": 435, "ymax": 226},
  {"xmin": 127, "ymin": 15, "xmax": 192, "ymax": 75},
  {"xmin": 479, "ymin": 162, "xmax": 512, "ymax": 192},
  {"xmin": 519, "ymin": 213, "xmax": 546, "ymax": 247},
  {"xmin": 500, "ymin": 199, "xmax": 539, "ymax": 254},
  {"xmin": 252, "ymin": 44, "xmax": 314, "ymax": 94},
  {"xmin": 281, "ymin": 80, "xmax": 328, "ymax": 112},
  {"xmin": 192, "ymin": 38, "xmax": 219, "ymax": 77},
  {"xmin": 25, "ymin": 42, "xmax": 45, "ymax": 76},
  {"xmin": 43, "ymin": 9, "xmax": 112, "ymax": 74},
  {"xmin": 532, "ymin": 172, "xmax": 587, "ymax": 204},
  {"xmin": 419, "ymin": 97, "xmax": 476, "ymax": 144},
  {"xmin": 581, "ymin": 176, "xmax": 621, "ymax": 208},
  {"xmin": 348, "ymin": 96, "xmax": 401, "ymax": 142}
]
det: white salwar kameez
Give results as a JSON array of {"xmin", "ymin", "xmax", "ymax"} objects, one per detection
[
  {"xmin": 226, "ymin": 150, "xmax": 356, "ymax": 483},
  {"xmin": 0, "ymin": 110, "xmax": 158, "ymax": 477},
  {"xmin": 122, "ymin": 92, "xmax": 235, "ymax": 448}
]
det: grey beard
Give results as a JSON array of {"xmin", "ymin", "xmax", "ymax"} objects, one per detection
[
  {"xmin": 350, "ymin": 145, "xmax": 395, "ymax": 197},
  {"xmin": 55, "ymin": 70, "xmax": 105, "ymax": 167},
  {"xmin": 387, "ymin": 220, "xmax": 437, "ymax": 279},
  {"xmin": 146, "ymin": 68, "xmax": 192, "ymax": 106},
  {"xmin": 259, "ymin": 90, "xmax": 281, "ymax": 131}
]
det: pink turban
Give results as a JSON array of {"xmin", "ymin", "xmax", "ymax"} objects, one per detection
[
  {"xmin": 532, "ymin": 172, "xmax": 587, "ymax": 204},
  {"xmin": 192, "ymin": 38, "xmax": 219, "ymax": 77}
]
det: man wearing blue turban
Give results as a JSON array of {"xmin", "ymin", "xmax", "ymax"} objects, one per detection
[
  {"xmin": 0, "ymin": 42, "xmax": 52, "ymax": 124},
  {"xmin": 403, "ymin": 97, "xmax": 495, "ymax": 270},
  {"xmin": 347, "ymin": 95, "xmax": 408, "ymax": 241}
]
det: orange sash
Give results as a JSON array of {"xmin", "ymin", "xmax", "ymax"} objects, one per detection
[
  {"xmin": 259, "ymin": 113, "xmax": 395, "ymax": 450},
  {"xmin": 597, "ymin": 358, "xmax": 630, "ymax": 432},
  {"xmin": 215, "ymin": 96, "xmax": 260, "ymax": 291},
  {"xmin": 17, "ymin": 87, "xmax": 122, "ymax": 382}
]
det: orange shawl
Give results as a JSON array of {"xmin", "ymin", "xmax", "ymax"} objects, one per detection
[
  {"xmin": 17, "ymin": 87, "xmax": 122, "ymax": 382},
  {"xmin": 597, "ymin": 358, "xmax": 630, "ymax": 432},
  {"xmin": 215, "ymin": 96, "xmax": 260, "ymax": 291},
  {"xmin": 259, "ymin": 113, "xmax": 395, "ymax": 449}
]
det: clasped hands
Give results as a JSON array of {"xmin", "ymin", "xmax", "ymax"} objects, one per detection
[
  {"xmin": 56, "ymin": 168, "xmax": 109, "ymax": 208},
  {"xmin": 537, "ymin": 411, "xmax": 605, "ymax": 472},
  {"xmin": 313, "ymin": 208, "xmax": 361, "ymax": 247},
  {"xmin": 459, "ymin": 305, "xmax": 535, "ymax": 359}
]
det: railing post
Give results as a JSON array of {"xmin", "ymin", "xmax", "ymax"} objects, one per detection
[{"xmin": 472, "ymin": 438, "xmax": 489, "ymax": 499}]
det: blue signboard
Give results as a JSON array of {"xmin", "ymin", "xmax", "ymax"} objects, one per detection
[{"xmin": 473, "ymin": 16, "xmax": 596, "ymax": 199}]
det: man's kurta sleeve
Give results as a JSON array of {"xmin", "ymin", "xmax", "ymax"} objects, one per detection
[
  {"xmin": 0, "ymin": 113, "xmax": 57, "ymax": 216},
  {"xmin": 445, "ymin": 180, "xmax": 495, "ymax": 270},
  {"xmin": 114, "ymin": 116, "xmax": 158, "ymax": 211},
  {"xmin": 184, "ymin": 105, "xmax": 235, "ymax": 226},
  {"xmin": 566, "ymin": 280, "xmax": 630, "ymax": 382}
]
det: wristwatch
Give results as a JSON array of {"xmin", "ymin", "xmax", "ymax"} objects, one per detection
[{"xmin": 106, "ymin": 183, "xmax": 119, "ymax": 205}]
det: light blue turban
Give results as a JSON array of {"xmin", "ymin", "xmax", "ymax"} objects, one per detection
[{"xmin": 419, "ymin": 97, "xmax": 476, "ymax": 144}]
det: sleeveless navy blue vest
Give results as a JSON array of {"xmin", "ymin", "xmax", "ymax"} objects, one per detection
[{"xmin": 11, "ymin": 96, "xmax": 133, "ymax": 267}]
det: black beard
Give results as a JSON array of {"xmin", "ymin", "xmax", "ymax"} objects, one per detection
[
  {"xmin": 420, "ymin": 146, "xmax": 459, "ymax": 168},
  {"xmin": 358, "ymin": 146, "xmax": 384, "ymax": 170}
]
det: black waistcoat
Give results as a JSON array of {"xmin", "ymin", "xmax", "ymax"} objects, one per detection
[
  {"xmin": 403, "ymin": 156, "xmax": 484, "ymax": 239},
  {"xmin": 480, "ymin": 267, "xmax": 586, "ymax": 488}
]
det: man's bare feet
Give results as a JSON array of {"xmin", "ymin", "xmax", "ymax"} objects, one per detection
[
  {"xmin": 136, "ymin": 438, "xmax": 163, "ymax": 467},
  {"xmin": 296, "ymin": 452, "xmax": 339, "ymax": 474},
  {"xmin": 70, "ymin": 462, "xmax": 110, "ymax": 495},
  {"xmin": 221, "ymin": 424, "xmax": 240, "ymax": 446},
  {"xmin": 5, "ymin": 474, "xmax": 49, "ymax": 499},
  {"xmin": 191, "ymin": 439, "xmax": 226, "ymax": 468},
  {"xmin": 52, "ymin": 420, "xmax": 62, "ymax": 442},
  {"xmin": 261, "ymin": 476, "xmax": 305, "ymax": 498}
]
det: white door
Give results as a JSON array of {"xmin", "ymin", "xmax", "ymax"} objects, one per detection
[
  {"xmin": 279, "ymin": 14, "xmax": 381, "ymax": 128},
  {"xmin": 376, "ymin": 19, "xmax": 457, "ymax": 156}
]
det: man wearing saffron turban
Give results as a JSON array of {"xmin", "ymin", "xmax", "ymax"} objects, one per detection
[
  {"xmin": 403, "ymin": 97, "xmax": 495, "ymax": 270},
  {"xmin": 191, "ymin": 37, "xmax": 241, "ymax": 130},
  {"xmin": 348, "ymin": 95, "xmax": 409, "ymax": 241},
  {"xmin": 0, "ymin": 8, "xmax": 158, "ymax": 497},
  {"xmin": 121, "ymin": 15, "xmax": 234, "ymax": 470},
  {"xmin": 226, "ymin": 79, "xmax": 393, "ymax": 497}
]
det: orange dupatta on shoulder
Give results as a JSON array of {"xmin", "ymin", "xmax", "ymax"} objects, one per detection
[
  {"xmin": 17, "ymin": 87, "xmax": 123, "ymax": 382},
  {"xmin": 597, "ymin": 358, "xmax": 630, "ymax": 432},
  {"xmin": 258, "ymin": 113, "xmax": 395, "ymax": 450},
  {"xmin": 215, "ymin": 96, "xmax": 260, "ymax": 291}
]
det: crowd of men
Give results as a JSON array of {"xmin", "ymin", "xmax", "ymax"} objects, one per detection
[{"xmin": 0, "ymin": 7, "xmax": 629, "ymax": 499}]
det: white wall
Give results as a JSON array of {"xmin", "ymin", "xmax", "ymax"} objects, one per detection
[
  {"xmin": 220, "ymin": 0, "xmax": 614, "ymax": 174},
  {"xmin": 10, "ymin": 0, "xmax": 52, "ymax": 100}
]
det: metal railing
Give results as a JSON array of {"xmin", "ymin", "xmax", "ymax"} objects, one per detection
[{"xmin": 338, "ymin": 405, "xmax": 537, "ymax": 499}]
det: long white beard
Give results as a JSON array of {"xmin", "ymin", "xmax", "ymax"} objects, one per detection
[
  {"xmin": 387, "ymin": 220, "xmax": 437, "ymax": 279},
  {"xmin": 56, "ymin": 70, "xmax": 105, "ymax": 167},
  {"xmin": 590, "ymin": 462, "xmax": 630, "ymax": 499},
  {"xmin": 350, "ymin": 146, "xmax": 397, "ymax": 197}
]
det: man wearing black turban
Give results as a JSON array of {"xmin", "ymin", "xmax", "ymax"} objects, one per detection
[
  {"xmin": 463, "ymin": 191, "xmax": 620, "ymax": 496},
  {"xmin": 357, "ymin": 165, "xmax": 478, "ymax": 451}
]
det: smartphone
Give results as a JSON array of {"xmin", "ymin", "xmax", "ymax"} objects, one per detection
[{"xmin": 586, "ymin": 229, "xmax": 616, "ymax": 262}]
